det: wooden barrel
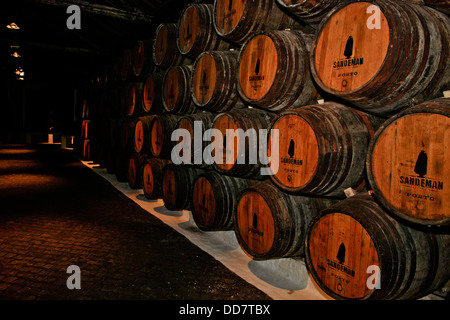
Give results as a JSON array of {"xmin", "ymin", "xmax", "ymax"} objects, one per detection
[
  {"xmin": 310, "ymin": 0, "xmax": 450, "ymax": 117},
  {"xmin": 133, "ymin": 40, "xmax": 154, "ymax": 77},
  {"xmin": 133, "ymin": 115, "xmax": 156, "ymax": 154},
  {"xmin": 305, "ymin": 193, "xmax": 450, "ymax": 300},
  {"xmin": 269, "ymin": 102, "xmax": 384, "ymax": 198},
  {"xmin": 162, "ymin": 164, "xmax": 205, "ymax": 211},
  {"xmin": 149, "ymin": 114, "xmax": 181, "ymax": 159},
  {"xmin": 276, "ymin": 0, "xmax": 340, "ymax": 27},
  {"xmin": 118, "ymin": 85, "xmax": 128, "ymax": 117},
  {"xmin": 102, "ymin": 63, "xmax": 114, "ymax": 89},
  {"xmin": 125, "ymin": 82, "xmax": 144, "ymax": 117},
  {"xmin": 142, "ymin": 158, "xmax": 172, "ymax": 199},
  {"xmin": 81, "ymin": 99, "xmax": 89, "ymax": 119},
  {"xmin": 235, "ymin": 180, "xmax": 336, "ymax": 260},
  {"xmin": 109, "ymin": 59, "xmax": 121, "ymax": 86},
  {"xmin": 100, "ymin": 88, "xmax": 119, "ymax": 118},
  {"xmin": 214, "ymin": 0, "xmax": 298, "ymax": 45},
  {"xmin": 112, "ymin": 88, "xmax": 125, "ymax": 118},
  {"xmin": 105, "ymin": 118, "xmax": 121, "ymax": 152},
  {"xmin": 153, "ymin": 23, "xmax": 193, "ymax": 68},
  {"xmin": 212, "ymin": 108, "xmax": 276, "ymax": 179},
  {"xmin": 120, "ymin": 118, "xmax": 135, "ymax": 153},
  {"xmin": 173, "ymin": 111, "xmax": 216, "ymax": 168},
  {"xmin": 424, "ymin": 0, "xmax": 450, "ymax": 15},
  {"xmin": 104, "ymin": 148, "xmax": 117, "ymax": 175},
  {"xmin": 192, "ymin": 50, "xmax": 246, "ymax": 112},
  {"xmin": 102, "ymin": 64, "xmax": 112, "ymax": 89},
  {"xmin": 82, "ymin": 139, "xmax": 90, "ymax": 160},
  {"xmin": 128, "ymin": 153, "xmax": 147, "ymax": 189},
  {"xmin": 367, "ymin": 97, "xmax": 450, "ymax": 227},
  {"xmin": 81, "ymin": 120, "xmax": 90, "ymax": 139},
  {"xmin": 192, "ymin": 171, "xmax": 253, "ymax": 231},
  {"xmin": 142, "ymin": 72, "xmax": 164, "ymax": 115},
  {"xmin": 115, "ymin": 150, "xmax": 130, "ymax": 182},
  {"xmin": 162, "ymin": 65, "xmax": 197, "ymax": 115},
  {"xmin": 177, "ymin": 3, "xmax": 231, "ymax": 60},
  {"xmin": 120, "ymin": 49, "xmax": 132, "ymax": 81},
  {"xmin": 237, "ymin": 30, "xmax": 318, "ymax": 112}
]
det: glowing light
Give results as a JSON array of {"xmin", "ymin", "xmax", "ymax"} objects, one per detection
[
  {"xmin": 6, "ymin": 22, "xmax": 20, "ymax": 30},
  {"xmin": 11, "ymin": 52, "xmax": 21, "ymax": 58},
  {"xmin": 15, "ymin": 67, "xmax": 25, "ymax": 80},
  {"xmin": 15, "ymin": 68, "xmax": 24, "ymax": 76}
]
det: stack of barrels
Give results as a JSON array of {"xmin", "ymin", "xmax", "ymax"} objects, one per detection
[
  {"xmin": 80, "ymin": 99, "xmax": 91, "ymax": 160},
  {"xmin": 78, "ymin": 0, "xmax": 450, "ymax": 300}
]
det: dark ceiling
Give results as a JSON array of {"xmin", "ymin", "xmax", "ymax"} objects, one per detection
[
  {"xmin": 0, "ymin": 0, "xmax": 212, "ymax": 135},
  {"xmin": 0, "ymin": 0, "xmax": 204, "ymax": 84}
]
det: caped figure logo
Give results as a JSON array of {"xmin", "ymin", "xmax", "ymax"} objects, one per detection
[
  {"xmin": 202, "ymin": 71, "xmax": 207, "ymax": 87},
  {"xmin": 184, "ymin": 24, "xmax": 191, "ymax": 40},
  {"xmin": 344, "ymin": 36, "xmax": 353, "ymax": 59},
  {"xmin": 252, "ymin": 213, "xmax": 258, "ymax": 230},
  {"xmin": 288, "ymin": 140, "xmax": 295, "ymax": 158},
  {"xmin": 255, "ymin": 58, "xmax": 261, "ymax": 75},
  {"xmin": 414, "ymin": 150, "xmax": 428, "ymax": 178},
  {"xmin": 337, "ymin": 243, "xmax": 346, "ymax": 264}
]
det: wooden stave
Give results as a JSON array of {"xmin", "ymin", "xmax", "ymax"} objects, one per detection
[
  {"xmin": 310, "ymin": 0, "xmax": 450, "ymax": 117},
  {"xmin": 149, "ymin": 114, "xmax": 181, "ymax": 160},
  {"xmin": 81, "ymin": 99, "xmax": 89, "ymax": 119},
  {"xmin": 269, "ymin": 102, "xmax": 384, "ymax": 198},
  {"xmin": 276, "ymin": 0, "xmax": 341, "ymax": 27},
  {"xmin": 213, "ymin": 0, "xmax": 297, "ymax": 45},
  {"xmin": 235, "ymin": 180, "xmax": 336, "ymax": 260},
  {"xmin": 142, "ymin": 158, "xmax": 172, "ymax": 200},
  {"xmin": 417, "ymin": 6, "xmax": 450, "ymax": 104},
  {"xmin": 211, "ymin": 107, "xmax": 276, "ymax": 180},
  {"xmin": 310, "ymin": 0, "xmax": 408, "ymax": 113},
  {"xmin": 191, "ymin": 50, "xmax": 244, "ymax": 112},
  {"xmin": 348, "ymin": 2, "xmax": 449, "ymax": 114},
  {"xmin": 133, "ymin": 115, "xmax": 156, "ymax": 154},
  {"xmin": 424, "ymin": 0, "xmax": 450, "ymax": 15},
  {"xmin": 177, "ymin": 3, "xmax": 231, "ymax": 61},
  {"xmin": 191, "ymin": 171, "xmax": 253, "ymax": 231},
  {"xmin": 366, "ymin": 97, "xmax": 450, "ymax": 227},
  {"xmin": 162, "ymin": 65, "xmax": 198, "ymax": 115},
  {"xmin": 153, "ymin": 23, "xmax": 193, "ymax": 69},
  {"xmin": 305, "ymin": 193, "xmax": 450, "ymax": 300},
  {"xmin": 161, "ymin": 163, "xmax": 206, "ymax": 211},
  {"xmin": 82, "ymin": 139, "xmax": 90, "ymax": 161},
  {"xmin": 133, "ymin": 39, "xmax": 155, "ymax": 78},
  {"xmin": 141, "ymin": 72, "xmax": 165, "ymax": 115},
  {"xmin": 128, "ymin": 153, "xmax": 147, "ymax": 189},
  {"xmin": 174, "ymin": 111, "xmax": 216, "ymax": 168},
  {"xmin": 119, "ymin": 117, "xmax": 136, "ymax": 154},
  {"xmin": 237, "ymin": 30, "xmax": 318, "ymax": 113},
  {"xmin": 81, "ymin": 120, "xmax": 90, "ymax": 139},
  {"xmin": 125, "ymin": 82, "xmax": 145, "ymax": 118}
]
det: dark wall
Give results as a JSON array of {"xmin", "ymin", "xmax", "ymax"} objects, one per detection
[{"xmin": 0, "ymin": 73, "xmax": 77, "ymax": 138}]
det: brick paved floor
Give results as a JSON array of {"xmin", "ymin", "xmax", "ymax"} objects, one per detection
[{"xmin": 0, "ymin": 144, "xmax": 271, "ymax": 300}]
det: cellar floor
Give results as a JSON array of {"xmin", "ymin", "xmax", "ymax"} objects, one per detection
[
  {"xmin": 0, "ymin": 143, "xmax": 443, "ymax": 303},
  {"xmin": 0, "ymin": 143, "xmax": 272, "ymax": 300},
  {"xmin": 81, "ymin": 159, "xmax": 330, "ymax": 301}
]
